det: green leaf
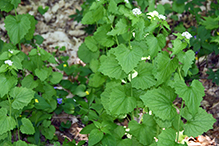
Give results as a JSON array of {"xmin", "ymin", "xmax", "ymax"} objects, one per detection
[
  {"xmin": 21, "ymin": 75, "xmax": 38, "ymax": 89},
  {"xmin": 132, "ymin": 62, "xmax": 156, "ymax": 90},
  {"xmin": 108, "ymin": 0, "xmax": 119, "ymax": 14},
  {"xmin": 0, "ymin": 52, "xmax": 8, "ymax": 60},
  {"xmin": 20, "ymin": 117, "xmax": 35, "ymax": 135},
  {"xmin": 177, "ymin": 50, "xmax": 195, "ymax": 76},
  {"xmin": 99, "ymin": 55, "xmax": 126, "ymax": 79},
  {"xmin": 136, "ymin": 0, "xmax": 148, "ymax": 11},
  {"xmin": 24, "ymin": 14, "xmax": 36, "ymax": 40},
  {"xmin": 0, "ymin": 64, "xmax": 7, "ymax": 73},
  {"xmin": 107, "ymin": 18, "xmax": 128, "ymax": 36},
  {"xmin": 93, "ymin": 24, "xmax": 114, "ymax": 47},
  {"xmin": 0, "ymin": 74, "xmax": 17, "ymax": 97},
  {"xmin": 0, "ymin": 0, "xmax": 13, "ymax": 12},
  {"xmin": 11, "ymin": 55, "xmax": 22, "ymax": 69},
  {"xmin": 157, "ymin": 128, "xmax": 177, "ymax": 146},
  {"xmin": 34, "ymin": 94, "xmax": 51, "ymax": 110},
  {"xmin": 82, "ymin": 5, "xmax": 105, "ymax": 24},
  {"xmin": 154, "ymin": 52, "xmax": 178, "ymax": 85},
  {"xmin": 88, "ymin": 129, "xmax": 104, "ymax": 146},
  {"xmin": 74, "ymin": 84, "xmax": 87, "ymax": 97},
  {"xmin": 4, "ymin": 15, "xmax": 31, "ymax": 45},
  {"xmin": 114, "ymin": 44, "xmax": 143, "ymax": 74},
  {"xmin": 38, "ymin": 6, "xmax": 49, "ymax": 15},
  {"xmin": 34, "ymin": 35, "xmax": 44, "ymax": 45},
  {"xmin": 90, "ymin": 59, "xmax": 100, "ymax": 73},
  {"xmin": 35, "ymin": 68, "xmax": 48, "ymax": 81},
  {"xmin": 172, "ymin": 1, "xmax": 185, "ymax": 13},
  {"xmin": 84, "ymin": 36, "xmax": 98, "ymax": 52},
  {"xmin": 207, "ymin": 69, "xmax": 219, "ymax": 85},
  {"xmin": 108, "ymin": 85, "xmax": 136, "ymax": 115},
  {"xmin": 13, "ymin": 140, "xmax": 37, "ymax": 146},
  {"xmin": 9, "ymin": 87, "xmax": 35, "ymax": 110},
  {"xmin": 80, "ymin": 123, "xmax": 96, "ymax": 134},
  {"xmin": 174, "ymin": 78, "xmax": 205, "ymax": 116},
  {"xmin": 171, "ymin": 39, "xmax": 187, "ymax": 57},
  {"xmin": 201, "ymin": 16, "xmax": 219, "ymax": 30},
  {"xmin": 11, "ymin": 0, "xmax": 21, "ymax": 8},
  {"xmin": 0, "ymin": 108, "xmax": 16, "ymax": 135},
  {"xmin": 50, "ymin": 72, "xmax": 63, "ymax": 84},
  {"xmin": 182, "ymin": 107, "xmax": 216, "ymax": 137},
  {"xmin": 88, "ymin": 72, "xmax": 106, "ymax": 88},
  {"xmin": 129, "ymin": 114, "xmax": 157, "ymax": 145},
  {"xmin": 63, "ymin": 103, "xmax": 75, "ymax": 114},
  {"xmin": 134, "ymin": 18, "xmax": 145, "ymax": 41},
  {"xmin": 78, "ymin": 43, "xmax": 99, "ymax": 64},
  {"xmin": 140, "ymin": 86, "xmax": 177, "ymax": 120},
  {"xmin": 146, "ymin": 34, "xmax": 162, "ymax": 59},
  {"xmin": 41, "ymin": 124, "xmax": 56, "ymax": 140},
  {"xmin": 101, "ymin": 81, "xmax": 121, "ymax": 114}
]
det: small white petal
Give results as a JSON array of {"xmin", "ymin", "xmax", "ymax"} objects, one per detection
[
  {"xmin": 127, "ymin": 133, "xmax": 132, "ymax": 139},
  {"xmin": 9, "ymin": 49, "xmax": 13, "ymax": 53},
  {"xmin": 125, "ymin": 128, "xmax": 130, "ymax": 132},
  {"xmin": 124, "ymin": 0, "xmax": 129, "ymax": 3}
]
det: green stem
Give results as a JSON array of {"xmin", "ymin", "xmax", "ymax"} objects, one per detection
[
  {"xmin": 18, "ymin": 43, "xmax": 21, "ymax": 50},
  {"xmin": 7, "ymin": 95, "xmax": 12, "ymax": 143},
  {"xmin": 176, "ymin": 101, "xmax": 184, "ymax": 143},
  {"xmin": 130, "ymin": 74, "xmax": 135, "ymax": 120},
  {"xmin": 177, "ymin": 67, "xmax": 183, "ymax": 80},
  {"xmin": 15, "ymin": 116, "xmax": 20, "ymax": 140},
  {"xmin": 14, "ymin": 5, "xmax": 18, "ymax": 20}
]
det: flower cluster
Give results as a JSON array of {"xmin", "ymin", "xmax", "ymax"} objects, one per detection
[
  {"xmin": 182, "ymin": 31, "xmax": 192, "ymax": 39},
  {"xmin": 147, "ymin": 11, "xmax": 166, "ymax": 20},
  {"xmin": 132, "ymin": 8, "xmax": 142, "ymax": 16},
  {"xmin": 158, "ymin": 14, "xmax": 166, "ymax": 20},
  {"xmin": 4, "ymin": 60, "xmax": 13, "ymax": 66}
]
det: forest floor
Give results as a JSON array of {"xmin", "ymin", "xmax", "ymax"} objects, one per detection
[{"xmin": 0, "ymin": 0, "xmax": 219, "ymax": 145}]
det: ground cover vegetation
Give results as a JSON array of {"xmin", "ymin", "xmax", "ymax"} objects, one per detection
[{"xmin": 0, "ymin": 0, "xmax": 218, "ymax": 145}]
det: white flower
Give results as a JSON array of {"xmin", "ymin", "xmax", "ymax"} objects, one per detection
[
  {"xmin": 147, "ymin": 11, "xmax": 159, "ymax": 19},
  {"xmin": 158, "ymin": 14, "xmax": 166, "ymax": 20},
  {"xmin": 182, "ymin": 31, "xmax": 192, "ymax": 39},
  {"xmin": 124, "ymin": 0, "xmax": 129, "ymax": 3},
  {"xmin": 141, "ymin": 56, "xmax": 150, "ymax": 60},
  {"xmin": 127, "ymin": 133, "xmax": 132, "ymax": 139},
  {"xmin": 4, "ymin": 60, "xmax": 13, "ymax": 66},
  {"xmin": 125, "ymin": 128, "xmax": 130, "ymax": 132},
  {"xmin": 132, "ymin": 8, "xmax": 142, "ymax": 16},
  {"xmin": 8, "ymin": 49, "xmax": 13, "ymax": 53}
]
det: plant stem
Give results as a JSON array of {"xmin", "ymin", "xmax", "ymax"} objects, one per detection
[
  {"xmin": 15, "ymin": 116, "xmax": 20, "ymax": 140},
  {"xmin": 130, "ymin": 74, "xmax": 135, "ymax": 120},
  {"xmin": 14, "ymin": 5, "xmax": 18, "ymax": 20},
  {"xmin": 176, "ymin": 101, "xmax": 184, "ymax": 143},
  {"xmin": 7, "ymin": 95, "xmax": 12, "ymax": 143},
  {"xmin": 177, "ymin": 67, "xmax": 183, "ymax": 80}
]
